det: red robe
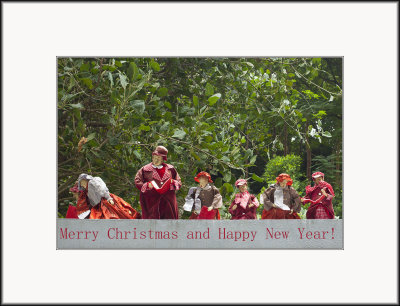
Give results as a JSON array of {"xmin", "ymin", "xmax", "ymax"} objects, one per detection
[
  {"xmin": 302, "ymin": 181, "xmax": 335, "ymax": 219},
  {"xmin": 134, "ymin": 163, "xmax": 182, "ymax": 219},
  {"xmin": 228, "ymin": 194, "xmax": 258, "ymax": 220},
  {"xmin": 76, "ymin": 190, "xmax": 141, "ymax": 219},
  {"xmin": 261, "ymin": 208, "xmax": 300, "ymax": 219},
  {"xmin": 65, "ymin": 205, "xmax": 78, "ymax": 218},
  {"xmin": 194, "ymin": 206, "xmax": 221, "ymax": 220}
]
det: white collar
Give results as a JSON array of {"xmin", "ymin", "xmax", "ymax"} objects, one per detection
[{"xmin": 152, "ymin": 164, "xmax": 164, "ymax": 169}]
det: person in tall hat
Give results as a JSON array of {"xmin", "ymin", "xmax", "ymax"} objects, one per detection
[
  {"xmin": 301, "ymin": 172, "xmax": 335, "ymax": 219},
  {"xmin": 260, "ymin": 173, "xmax": 301, "ymax": 219},
  {"xmin": 183, "ymin": 171, "xmax": 223, "ymax": 220},
  {"xmin": 228, "ymin": 179, "xmax": 260, "ymax": 220},
  {"xmin": 75, "ymin": 173, "xmax": 141, "ymax": 219},
  {"xmin": 134, "ymin": 145, "xmax": 182, "ymax": 219}
]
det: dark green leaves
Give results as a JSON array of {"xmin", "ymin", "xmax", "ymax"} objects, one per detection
[{"xmin": 157, "ymin": 87, "xmax": 168, "ymax": 97}]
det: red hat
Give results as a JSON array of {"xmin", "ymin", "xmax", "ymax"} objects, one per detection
[
  {"xmin": 69, "ymin": 183, "xmax": 79, "ymax": 193},
  {"xmin": 235, "ymin": 179, "xmax": 247, "ymax": 187},
  {"xmin": 312, "ymin": 172, "xmax": 324, "ymax": 180},
  {"xmin": 194, "ymin": 171, "xmax": 213, "ymax": 183},
  {"xmin": 276, "ymin": 173, "xmax": 293, "ymax": 186},
  {"xmin": 152, "ymin": 146, "xmax": 168, "ymax": 161}
]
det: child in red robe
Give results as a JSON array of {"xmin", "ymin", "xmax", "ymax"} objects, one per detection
[
  {"xmin": 183, "ymin": 172, "xmax": 223, "ymax": 219},
  {"xmin": 65, "ymin": 183, "xmax": 80, "ymax": 218},
  {"xmin": 229, "ymin": 179, "xmax": 259, "ymax": 219}
]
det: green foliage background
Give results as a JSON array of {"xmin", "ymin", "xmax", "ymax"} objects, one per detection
[{"xmin": 57, "ymin": 57, "xmax": 343, "ymax": 219}]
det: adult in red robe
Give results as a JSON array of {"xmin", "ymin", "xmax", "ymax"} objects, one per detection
[
  {"xmin": 261, "ymin": 174, "xmax": 301, "ymax": 219},
  {"xmin": 301, "ymin": 172, "xmax": 335, "ymax": 219},
  {"xmin": 134, "ymin": 146, "xmax": 182, "ymax": 219}
]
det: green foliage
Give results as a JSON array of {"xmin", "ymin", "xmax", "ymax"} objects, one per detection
[{"xmin": 263, "ymin": 154, "xmax": 303, "ymax": 184}]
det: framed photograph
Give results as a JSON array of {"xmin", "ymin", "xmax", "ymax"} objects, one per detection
[{"xmin": 57, "ymin": 56, "xmax": 343, "ymax": 249}]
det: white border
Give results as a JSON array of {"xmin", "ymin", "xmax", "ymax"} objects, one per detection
[{"xmin": 3, "ymin": 2, "xmax": 398, "ymax": 304}]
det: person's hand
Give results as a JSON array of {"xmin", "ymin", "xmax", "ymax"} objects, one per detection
[
  {"xmin": 290, "ymin": 209, "xmax": 293, "ymax": 214},
  {"xmin": 249, "ymin": 203, "xmax": 254, "ymax": 208},
  {"xmin": 301, "ymin": 198, "xmax": 304, "ymax": 203},
  {"xmin": 272, "ymin": 204, "xmax": 277, "ymax": 208},
  {"xmin": 148, "ymin": 183, "xmax": 153, "ymax": 189},
  {"xmin": 321, "ymin": 188, "xmax": 327, "ymax": 196},
  {"xmin": 208, "ymin": 206, "xmax": 213, "ymax": 211},
  {"xmin": 232, "ymin": 205, "xmax": 237, "ymax": 210},
  {"xmin": 108, "ymin": 199, "xmax": 114, "ymax": 205}
]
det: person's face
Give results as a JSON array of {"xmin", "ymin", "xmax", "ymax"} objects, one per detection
[
  {"xmin": 198, "ymin": 176, "xmax": 208, "ymax": 187},
  {"xmin": 279, "ymin": 179, "xmax": 288, "ymax": 187},
  {"xmin": 80, "ymin": 179, "xmax": 88, "ymax": 189},
  {"xmin": 152, "ymin": 155, "xmax": 163, "ymax": 166},
  {"xmin": 239, "ymin": 184, "xmax": 247, "ymax": 193},
  {"xmin": 315, "ymin": 177, "xmax": 324, "ymax": 184}
]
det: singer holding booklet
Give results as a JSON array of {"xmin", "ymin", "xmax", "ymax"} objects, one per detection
[{"xmin": 134, "ymin": 146, "xmax": 182, "ymax": 219}]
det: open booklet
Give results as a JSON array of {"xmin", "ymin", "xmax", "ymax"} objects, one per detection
[{"xmin": 151, "ymin": 179, "xmax": 172, "ymax": 194}]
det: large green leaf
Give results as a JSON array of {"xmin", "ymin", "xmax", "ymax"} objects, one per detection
[
  {"xmin": 150, "ymin": 60, "xmax": 160, "ymax": 72},
  {"xmin": 119, "ymin": 72, "xmax": 129, "ymax": 89},
  {"xmin": 208, "ymin": 93, "xmax": 221, "ymax": 106},
  {"xmin": 157, "ymin": 87, "xmax": 168, "ymax": 97},
  {"xmin": 193, "ymin": 95, "xmax": 199, "ymax": 107},
  {"xmin": 69, "ymin": 103, "xmax": 84, "ymax": 109},
  {"xmin": 172, "ymin": 129, "xmax": 186, "ymax": 139},
  {"xmin": 252, "ymin": 173, "xmax": 264, "ymax": 182},
  {"xmin": 80, "ymin": 78, "xmax": 93, "ymax": 89},
  {"xmin": 129, "ymin": 100, "xmax": 145, "ymax": 114},
  {"xmin": 205, "ymin": 83, "xmax": 214, "ymax": 96}
]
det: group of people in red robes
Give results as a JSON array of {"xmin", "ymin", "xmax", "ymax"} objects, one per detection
[{"xmin": 64, "ymin": 145, "xmax": 336, "ymax": 220}]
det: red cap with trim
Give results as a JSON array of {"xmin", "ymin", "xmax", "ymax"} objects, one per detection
[
  {"xmin": 194, "ymin": 171, "xmax": 213, "ymax": 183},
  {"xmin": 152, "ymin": 146, "xmax": 168, "ymax": 161},
  {"xmin": 276, "ymin": 173, "xmax": 293, "ymax": 186},
  {"xmin": 235, "ymin": 179, "xmax": 247, "ymax": 187},
  {"xmin": 312, "ymin": 172, "xmax": 324, "ymax": 180}
]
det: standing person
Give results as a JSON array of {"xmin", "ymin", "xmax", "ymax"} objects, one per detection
[
  {"xmin": 261, "ymin": 173, "xmax": 301, "ymax": 219},
  {"xmin": 301, "ymin": 172, "xmax": 335, "ymax": 219},
  {"xmin": 75, "ymin": 173, "xmax": 141, "ymax": 219},
  {"xmin": 65, "ymin": 182, "xmax": 81, "ymax": 218},
  {"xmin": 183, "ymin": 171, "xmax": 223, "ymax": 220},
  {"xmin": 228, "ymin": 179, "xmax": 260, "ymax": 220},
  {"xmin": 134, "ymin": 146, "xmax": 182, "ymax": 219}
]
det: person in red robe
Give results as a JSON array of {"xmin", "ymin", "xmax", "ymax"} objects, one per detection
[
  {"xmin": 229, "ymin": 179, "xmax": 260, "ymax": 220},
  {"xmin": 65, "ymin": 183, "xmax": 80, "ymax": 218},
  {"xmin": 134, "ymin": 146, "xmax": 182, "ymax": 219},
  {"xmin": 301, "ymin": 172, "xmax": 335, "ymax": 219},
  {"xmin": 75, "ymin": 173, "xmax": 141, "ymax": 219},
  {"xmin": 183, "ymin": 171, "xmax": 223, "ymax": 220},
  {"xmin": 261, "ymin": 173, "xmax": 301, "ymax": 219}
]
